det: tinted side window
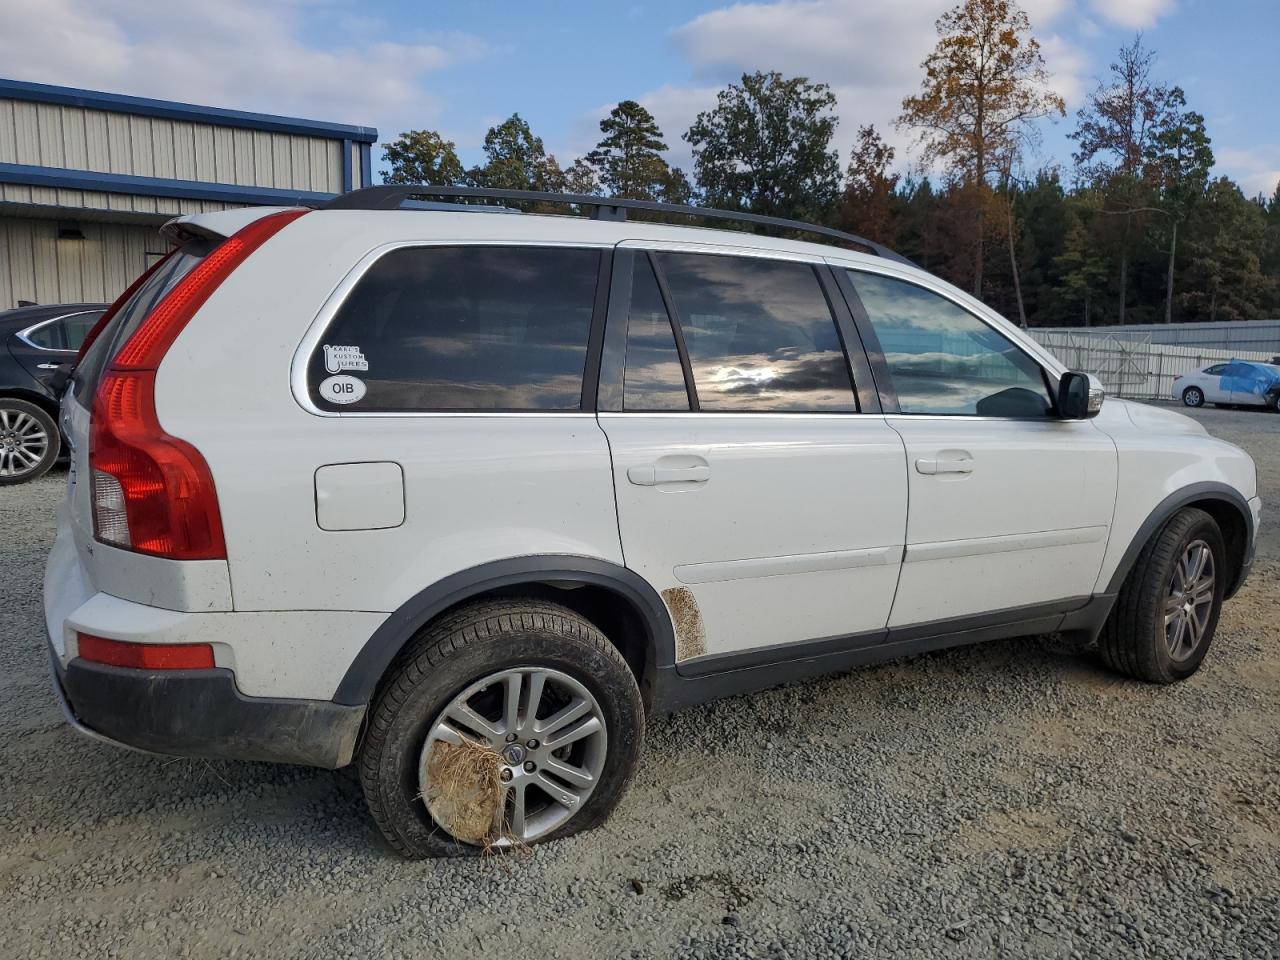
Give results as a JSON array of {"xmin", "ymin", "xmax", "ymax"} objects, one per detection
[
  {"xmin": 1204, "ymin": 364, "xmax": 1228, "ymax": 376},
  {"xmin": 848, "ymin": 271, "xmax": 1053, "ymax": 418},
  {"xmin": 61, "ymin": 311, "xmax": 104, "ymax": 351},
  {"xmin": 23, "ymin": 320, "xmax": 62, "ymax": 350},
  {"xmin": 656, "ymin": 253, "xmax": 856, "ymax": 412},
  {"xmin": 623, "ymin": 257, "xmax": 688, "ymax": 411},
  {"xmin": 309, "ymin": 246, "xmax": 600, "ymax": 412}
]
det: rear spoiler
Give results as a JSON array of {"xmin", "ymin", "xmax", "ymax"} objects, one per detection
[{"xmin": 160, "ymin": 206, "xmax": 304, "ymax": 245}]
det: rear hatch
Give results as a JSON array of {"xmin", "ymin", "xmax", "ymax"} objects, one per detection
[
  {"xmin": 61, "ymin": 240, "xmax": 229, "ymax": 609},
  {"xmin": 60, "ymin": 208, "xmax": 305, "ymax": 612}
]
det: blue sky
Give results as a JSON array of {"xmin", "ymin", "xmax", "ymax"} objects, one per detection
[{"xmin": 2, "ymin": 0, "xmax": 1278, "ymax": 197}]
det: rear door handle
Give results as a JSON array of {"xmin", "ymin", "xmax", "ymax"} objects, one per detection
[
  {"xmin": 915, "ymin": 457, "xmax": 974, "ymax": 475},
  {"xmin": 628, "ymin": 464, "xmax": 711, "ymax": 486}
]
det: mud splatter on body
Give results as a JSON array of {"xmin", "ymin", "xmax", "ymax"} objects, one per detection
[{"xmin": 661, "ymin": 586, "xmax": 707, "ymax": 660}]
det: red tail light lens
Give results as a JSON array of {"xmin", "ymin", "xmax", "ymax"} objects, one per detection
[
  {"xmin": 78, "ymin": 633, "xmax": 215, "ymax": 670},
  {"xmin": 90, "ymin": 209, "xmax": 308, "ymax": 559},
  {"xmin": 91, "ymin": 369, "xmax": 226, "ymax": 557}
]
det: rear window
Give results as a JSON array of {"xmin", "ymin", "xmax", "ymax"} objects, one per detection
[
  {"xmin": 73, "ymin": 242, "xmax": 214, "ymax": 408},
  {"xmin": 306, "ymin": 246, "xmax": 601, "ymax": 412},
  {"xmin": 23, "ymin": 310, "xmax": 104, "ymax": 351}
]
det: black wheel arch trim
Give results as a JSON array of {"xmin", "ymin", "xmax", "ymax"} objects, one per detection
[
  {"xmin": 332, "ymin": 555, "xmax": 676, "ymax": 707},
  {"xmin": 1105, "ymin": 481, "xmax": 1255, "ymax": 598}
]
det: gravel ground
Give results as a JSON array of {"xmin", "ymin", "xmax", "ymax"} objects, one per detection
[{"xmin": 2, "ymin": 403, "xmax": 1278, "ymax": 960}]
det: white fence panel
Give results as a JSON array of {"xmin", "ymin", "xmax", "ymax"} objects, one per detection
[{"xmin": 1031, "ymin": 331, "xmax": 1273, "ymax": 400}]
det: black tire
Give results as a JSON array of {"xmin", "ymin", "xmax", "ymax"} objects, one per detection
[
  {"xmin": 359, "ymin": 599, "xmax": 644, "ymax": 858},
  {"xmin": 1098, "ymin": 508, "xmax": 1226, "ymax": 684},
  {"xmin": 1180, "ymin": 386, "xmax": 1204, "ymax": 407},
  {"xmin": 0, "ymin": 398, "xmax": 59, "ymax": 485}
]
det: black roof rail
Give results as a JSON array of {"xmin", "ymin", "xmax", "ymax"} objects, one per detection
[{"xmin": 319, "ymin": 185, "xmax": 915, "ymax": 266}]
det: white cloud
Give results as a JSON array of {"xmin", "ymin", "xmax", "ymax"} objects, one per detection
[
  {"xmin": 1038, "ymin": 33, "xmax": 1090, "ymax": 108},
  {"xmin": 0, "ymin": 0, "xmax": 487, "ymax": 138},
  {"xmin": 1216, "ymin": 146, "xmax": 1280, "ymax": 200},
  {"xmin": 1088, "ymin": 0, "xmax": 1176, "ymax": 28}
]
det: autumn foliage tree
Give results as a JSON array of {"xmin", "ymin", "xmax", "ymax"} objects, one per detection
[
  {"xmin": 838, "ymin": 125, "xmax": 899, "ymax": 244},
  {"xmin": 898, "ymin": 0, "xmax": 1064, "ymax": 297}
]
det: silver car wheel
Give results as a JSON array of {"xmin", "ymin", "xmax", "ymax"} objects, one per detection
[
  {"xmin": 420, "ymin": 666, "xmax": 607, "ymax": 845},
  {"xmin": 0, "ymin": 408, "xmax": 50, "ymax": 478},
  {"xmin": 1164, "ymin": 539, "xmax": 1215, "ymax": 662}
]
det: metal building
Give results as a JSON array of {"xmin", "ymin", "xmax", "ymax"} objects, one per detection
[{"xmin": 0, "ymin": 78, "xmax": 377, "ymax": 308}]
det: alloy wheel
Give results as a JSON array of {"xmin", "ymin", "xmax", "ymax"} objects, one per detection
[
  {"xmin": 0, "ymin": 407, "xmax": 49, "ymax": 479},
  {"xmin": 1164, "ymin": 539, "xmax": 1215, "ymax": 662},
  {"xmin": 420, "ymin": 667, "xmax": 607, "ymax": 845}
]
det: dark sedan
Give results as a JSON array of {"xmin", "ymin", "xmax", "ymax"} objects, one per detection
[{"xmin": 1, "ymin": 302, "xmax": 107, "ymax": 483}]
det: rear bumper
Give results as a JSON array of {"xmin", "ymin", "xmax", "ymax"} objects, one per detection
[{"xmin": 51, "ymin": 653, "xmax": 364, "ymax": 768}]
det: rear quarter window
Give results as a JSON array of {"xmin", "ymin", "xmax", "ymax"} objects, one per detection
[{"xmin": 306, "ymin": 246, "xmax": 601, "ymax": 412}]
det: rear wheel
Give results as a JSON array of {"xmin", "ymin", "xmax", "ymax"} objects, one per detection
[
  {"xmin": 1180, "ymin": 386, "xmax": 1204, "ymax": 407},
  {"xmin": 1098, "ymin": 508, "xmax": 1225, "ymax": 683},
  {"xmin": 359, "ymin": 599, "xmax": 644, "ymax": 858},
  {"xmin": 0, "ymin": 398, "xmax": 58, "ymax": 485}
]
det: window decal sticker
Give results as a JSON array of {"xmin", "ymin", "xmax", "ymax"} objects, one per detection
[
  {"xmin": 323, "ymin": 344, "xmax": 369, "ymax": 374},
  {"xmin": 319, "ymin": 374, "xmax": 366, "ymax": 405}
]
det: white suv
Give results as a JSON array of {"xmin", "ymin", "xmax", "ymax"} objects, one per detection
[{"xmin": 44, "ymin": 188, "xmax": 1260, "ymax": 857}]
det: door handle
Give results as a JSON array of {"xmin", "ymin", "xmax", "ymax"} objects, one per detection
[
  {"xmin": 628, "ymin": 464, "xmax": 711, "ymax": 486},
  {"xmin": 915, "ymin": 457, "xmax": 974, "ymax": 475}
]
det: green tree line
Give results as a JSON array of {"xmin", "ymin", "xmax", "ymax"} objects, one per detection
[{"xmin": 381, "ymin": 0, "xmax": 1280, "ymax": 327}]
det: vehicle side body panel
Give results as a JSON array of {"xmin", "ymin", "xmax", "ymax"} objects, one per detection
[{"xmin": 41, "ymin": 205, "xmax": 1263, "ymax": 770}]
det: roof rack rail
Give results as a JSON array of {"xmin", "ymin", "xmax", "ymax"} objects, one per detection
[{"xmin": 319, "ymin": 185, "xmax": 915, "ymax": 265}]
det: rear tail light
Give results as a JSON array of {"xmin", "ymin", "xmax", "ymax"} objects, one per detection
[
  {"xmin": 90, "ymin": 209, "xmax": 308, "ymax": 559},
  {"xmin": 77, "ymin": 633, "xmax": 215, "ymax": 670}
]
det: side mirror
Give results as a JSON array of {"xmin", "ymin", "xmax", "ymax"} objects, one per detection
[{"xmin": 1057, "ymin": 371, "xmax": 1104, "ymax": 419}]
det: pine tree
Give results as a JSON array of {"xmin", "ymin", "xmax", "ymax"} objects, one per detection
[
  {"xmin": 1054, "ymin": 202, "xmax": 1108, "ymax": 326},
  {"xmin": 585, "ymin": 101, "xmax": 675, "ymax": 200},
  {"xmin": 1148, "ymin": 88, "xmax": 1214, "ymax": 322}
]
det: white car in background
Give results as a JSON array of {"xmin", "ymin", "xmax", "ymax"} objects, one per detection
[{"xmin": 1173, "ymin": 360, "xmax": 1280, "ymax": 411}]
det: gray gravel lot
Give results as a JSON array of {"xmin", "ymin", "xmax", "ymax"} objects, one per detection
[{"xmin": 2, "ymin": 403, "xmax": 1278, "ymax": 960}]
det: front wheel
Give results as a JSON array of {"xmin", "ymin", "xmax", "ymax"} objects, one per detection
[
  {"xmin": 359, "ymin": 600, "xmax": 644, "ymax": 857},
  {"xmin": 1180, "ymin": 386, "xmax": 1204, "ymax": 407},
  {"xmin": 1098, "ymin": 508, "xmax": 1225, "ymax": 683},
  {"xmin": 0, "ymin": 398, "xmax": 59, "ymax": 485}
]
